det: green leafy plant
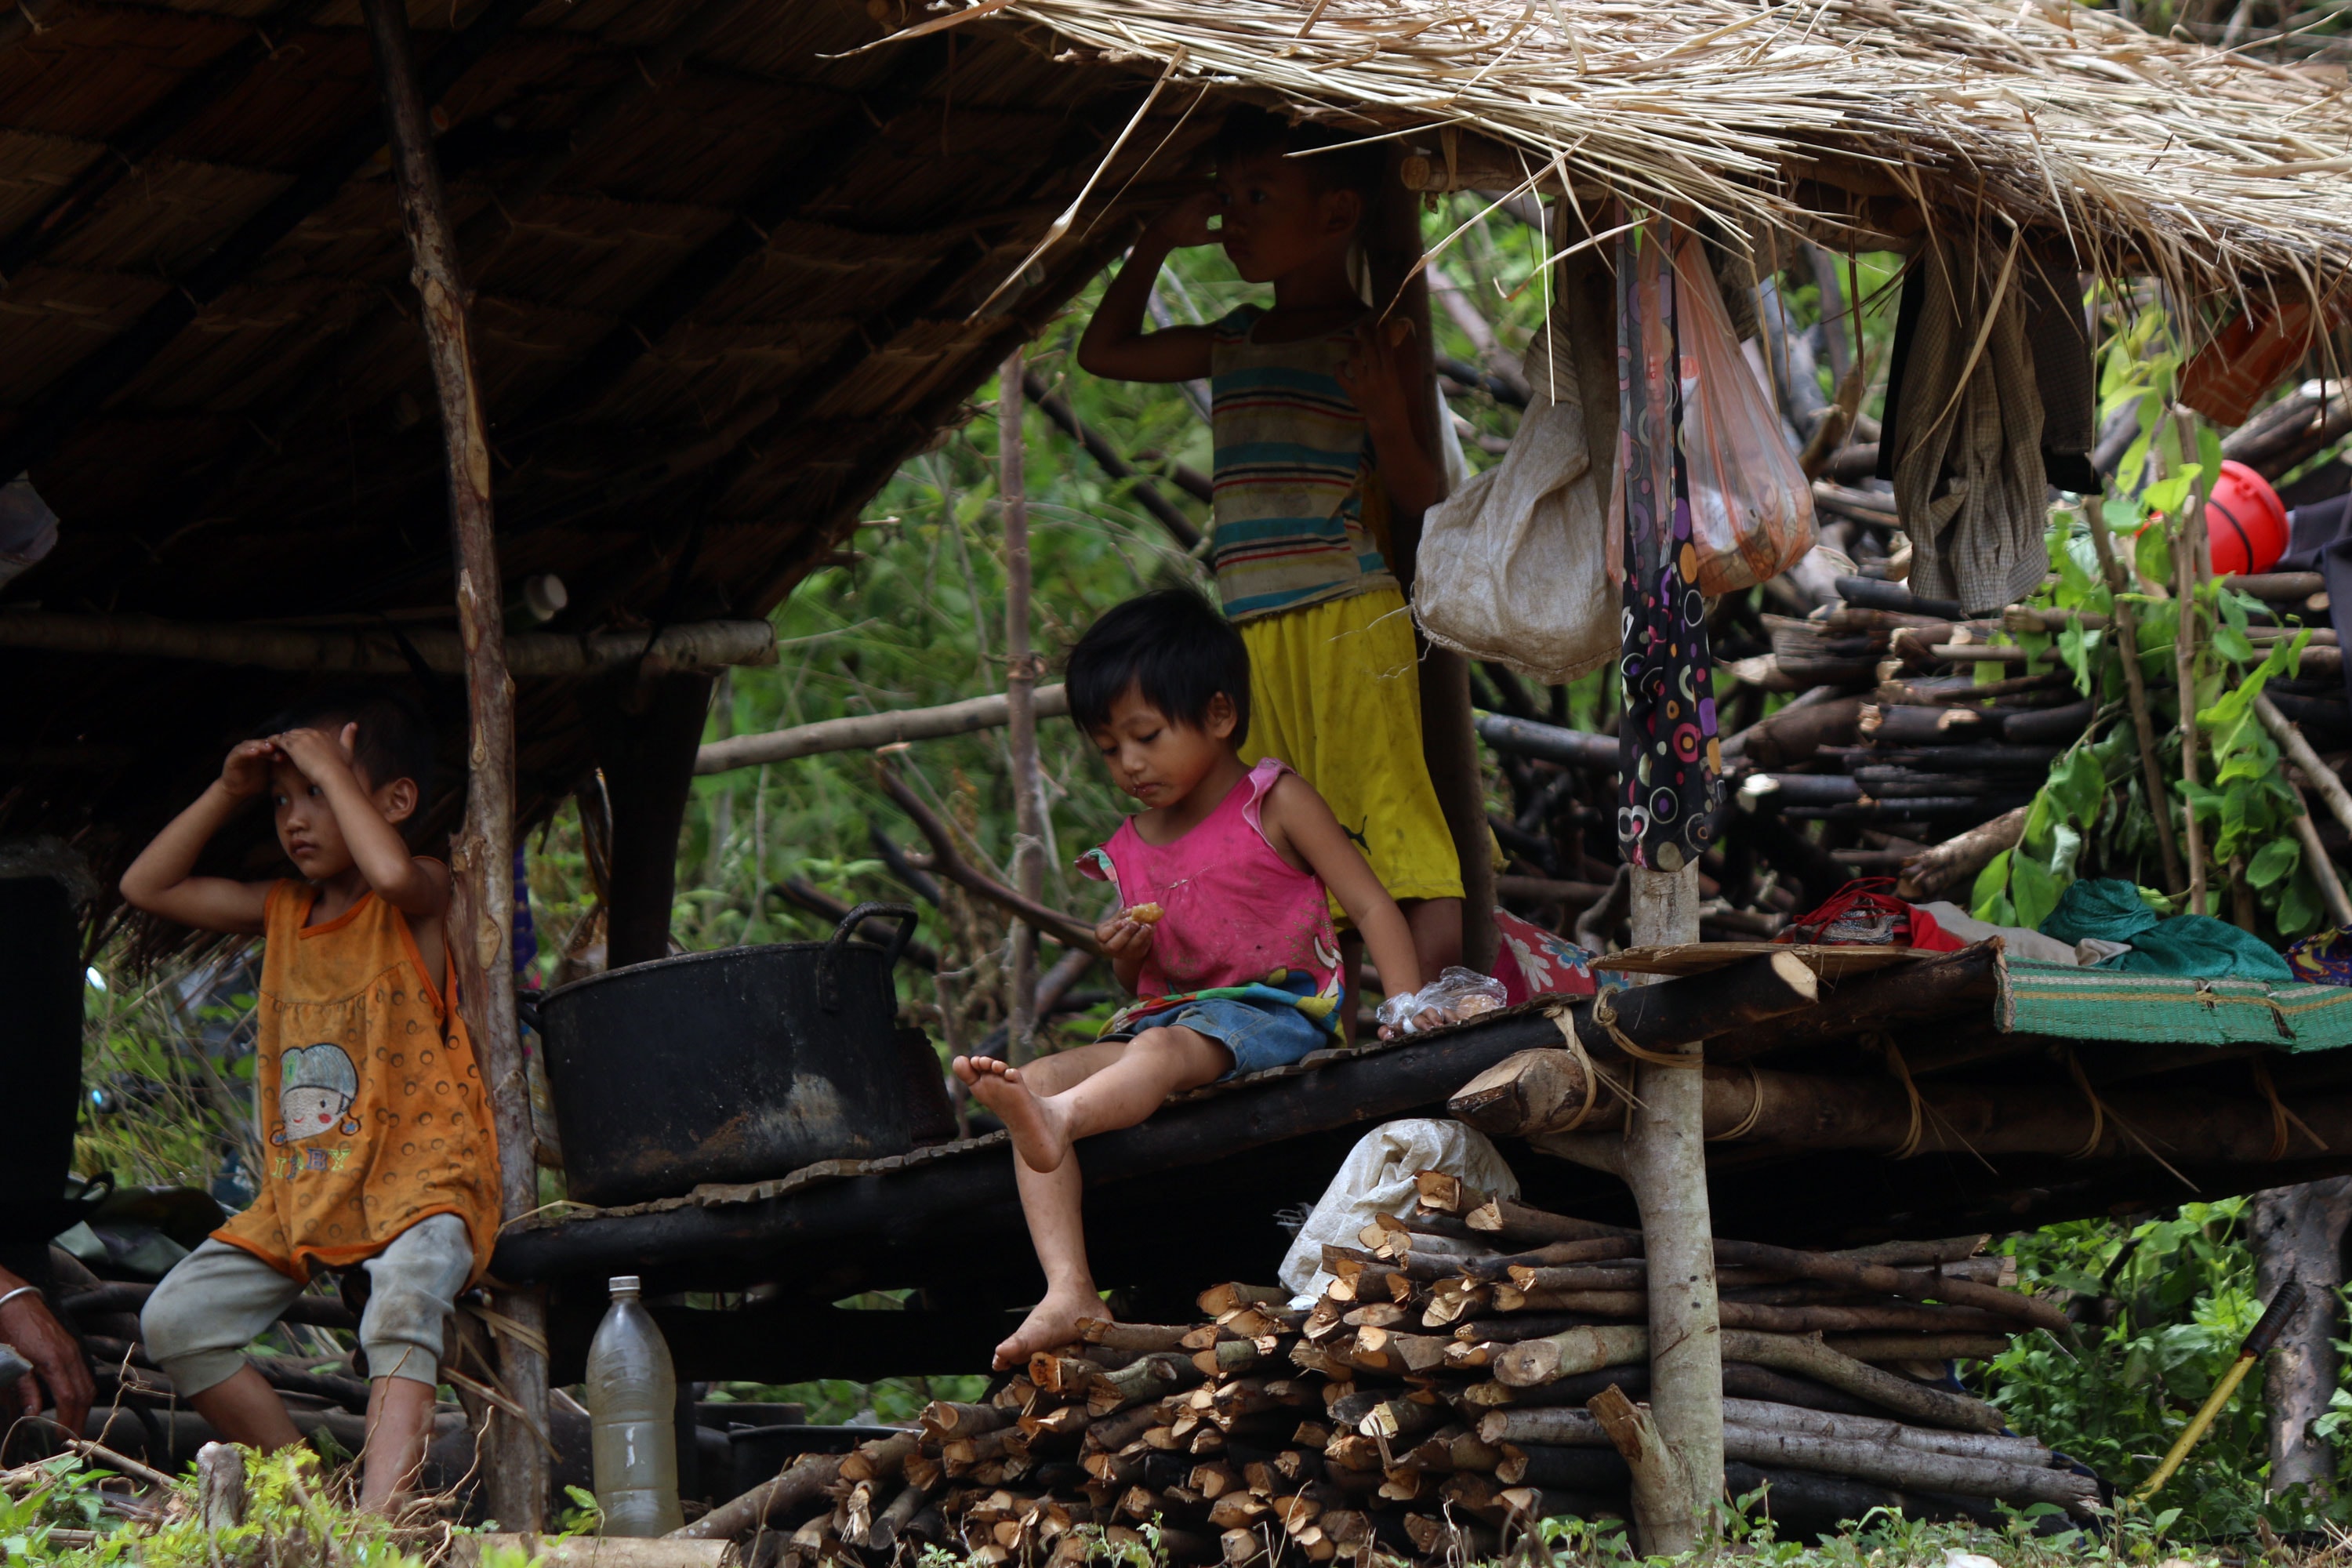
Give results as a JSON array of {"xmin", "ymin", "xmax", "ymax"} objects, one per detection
[{"xmin": 1969, "ymin": 381, "xmax": 2325, "ymax": 941}]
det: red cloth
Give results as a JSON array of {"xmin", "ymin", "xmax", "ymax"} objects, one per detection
[{"xmin": 1777, "ymin": 878, "xmax": 1964, "ymax": 951}]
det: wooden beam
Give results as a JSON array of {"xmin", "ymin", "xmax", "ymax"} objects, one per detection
[
  {"xmin": 0, "ymin": 612, "xmax": 774, "ymax": 674},
  {"xmin": 490, "ymin": 953, "xmax": 1825, "ymax": 1283},
  {"xmin": 358, "ymin": 0, "xmax": 543, "ymax": 1526},
  {"xmin": 0, "ymin": 0, "xmax": 543, "ymax": 481}
]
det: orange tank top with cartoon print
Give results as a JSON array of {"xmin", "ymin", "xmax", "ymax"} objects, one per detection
[{"xmin": 212, "ymin": 880, "xmax": 503, "ymax": 1283}]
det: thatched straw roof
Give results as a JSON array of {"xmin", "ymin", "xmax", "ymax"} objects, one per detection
[
  {"xmin": 1, "ymin": 0, "xmax": 2343, "ymax": 927},
  {"xmin": 927, "ymin": 0, "xmax": 2352, "ymax": 294}
]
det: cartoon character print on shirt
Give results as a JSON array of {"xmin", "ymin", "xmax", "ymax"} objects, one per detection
[{"xmin": 270, "ymin": 1041, "xmax": 362, "ymax": 1178}]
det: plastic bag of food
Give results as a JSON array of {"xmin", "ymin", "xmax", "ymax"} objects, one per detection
[
  {"xmin": 1375, "ymin": 965, "xmax": 1511, "ymax": 1035},
  {"xmin": 1670, "ymin": 234, "xmax": 1817, "ymax": 593}
]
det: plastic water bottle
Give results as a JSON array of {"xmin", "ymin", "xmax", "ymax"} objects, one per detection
[{"xmin": 586, "ymin": 1275, "xmax": 683, "ymax": 1536}]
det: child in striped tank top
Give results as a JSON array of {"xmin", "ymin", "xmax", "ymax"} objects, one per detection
[{"xmin": 1078, "ymin": 107, "xmax": 1465, "ymax": 980}]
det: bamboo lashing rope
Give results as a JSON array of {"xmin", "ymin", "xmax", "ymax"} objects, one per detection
[
  {"xmin": 1588, "ymin": 990, "xmax": 1704, "ymax": 1068},
  {"xmin": 2252, "ymin": 1057, "xmax": 2328, "ymax": 1162},
  {"xmin": 1544, "ymin": 1007, "xmax": 1606, "ymax": 1131},
  {"xmin": 1879, "ymin": 1036, "xmax": 1927, "ymax": 1160},
  {"xmin": 2063, "ymin": 1051, "xmax": 2108, "ymax": 1160},
  {"xmin": 1705, "ymin": 1061, "xmax": 1767, "ymax": 1143},
  {"xmin": 1552, "ymin": 1004, "xmax": 1646, "ymax": 1115},
  {"xmin": 2065, "ymin": 1049, "xmax": 2198, "ymax": 1188}
]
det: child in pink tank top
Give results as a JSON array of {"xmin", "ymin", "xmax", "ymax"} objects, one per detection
[{"xmin": 957, "ymin": 590, "xmax": 1438, "ymax": 1370}]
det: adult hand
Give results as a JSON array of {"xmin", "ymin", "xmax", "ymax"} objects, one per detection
[
  {"xmin": 272, "ymin": 722, "xmax": 360, "ymax": 785},
  {"xmin": 0, "ymin": 1279, "xmax": 92, "ymax": 1439},
  {"xmin": 218, "ymin": 738, "xmax": 279, "ymax": 800},
  {"xmin": 1145, "ymin": 191, "xmax": 1221, "ymax": 249}
]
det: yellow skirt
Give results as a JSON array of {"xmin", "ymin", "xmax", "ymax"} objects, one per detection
[{"xmin": 1238, "ymin": 586, "xmax": 1465, "ymax": 911}]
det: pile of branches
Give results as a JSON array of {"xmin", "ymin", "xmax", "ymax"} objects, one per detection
[{"xmin": 683, "ymin": 1181, "xmax": 2096, "ymax": 1566}]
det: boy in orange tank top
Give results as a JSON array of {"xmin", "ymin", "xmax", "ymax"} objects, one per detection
[{"xmin": 121, "ymin": 688, "xmax": 500, "ymax": 1512}]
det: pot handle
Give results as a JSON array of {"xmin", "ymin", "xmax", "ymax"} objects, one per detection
[{"xmin": 820, "ymin": 902, "xmax": 921, "ymax": 1012}]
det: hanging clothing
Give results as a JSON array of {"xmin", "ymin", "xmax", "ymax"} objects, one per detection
[
  {"xmin": 2018, "ymin": 246, "xmax": 2100, "ymax": 494},
  {"xmin": 1877, "ymin": 240, "xmax": 2096, "ymax": 497},
  {"xmin": 1076, "ymin": 757, "xmax": 1348, "ymax": 1040},
  {"xmin": 1878, "ymin": 234, "xmax": 2053, "ymax": 615},
  {"xmin": 212, "ymin": 880, "xmax": 502, "ymax": 1283},
  {"xmin": 1206, "ymin": 306, "xmax": 1398, "ymax": 623},
  {"xmin": 1613, "ymin": 212, "xmax": 1724, "ymax": 873}
]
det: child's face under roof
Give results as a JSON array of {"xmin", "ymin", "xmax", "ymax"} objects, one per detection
[
  {"xmin": 1087, "ymin": 681, "xmax": 1240, "ymax": 813},
  {"xmin": 1213, "ymin": 148, "xmax": 1363, "ymax": 287}
]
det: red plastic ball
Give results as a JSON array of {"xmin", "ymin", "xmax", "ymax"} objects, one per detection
[{"xmin": 2205, "ymin": 459, "xmax": 2289, "ymax": 577}]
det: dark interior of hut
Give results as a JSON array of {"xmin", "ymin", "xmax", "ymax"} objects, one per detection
[{"xmin": 0, "ymin": 0, "xmax": 1201, "ymax": 927}]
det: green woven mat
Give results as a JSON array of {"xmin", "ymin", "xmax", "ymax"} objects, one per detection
[{"xmin": 1999, "ymin": 957, "xmax": 2352, "ymax": 1051}]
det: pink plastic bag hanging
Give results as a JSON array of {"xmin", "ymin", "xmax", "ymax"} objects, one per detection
[{"xmin": 1669, "ymin": 234, "xmax": 1817, "ymax": 593}]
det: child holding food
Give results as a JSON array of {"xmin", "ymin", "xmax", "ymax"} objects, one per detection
[
  {"xmin": 956, "ymin": 590, "xmax": 1441, "ymax": 1367},
  {"xmin": 1076, "ymin": 107, "xmax": 1463, "ymax": 975}
]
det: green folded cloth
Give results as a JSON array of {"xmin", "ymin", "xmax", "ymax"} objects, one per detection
[{"xmin": 2038, "ymin": 878, "xmax": 2292, "ymax": 981}]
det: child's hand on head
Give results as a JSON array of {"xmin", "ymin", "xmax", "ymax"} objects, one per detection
[
  {"xmin": 220, "ymin": 739, "xmax": 279, "ymax": 799},
  {"xmin": 274, "ymin": 723, "xmax": 359, "ymax": 783},
  {"xmin": 1145, "ymin": 191, "xmax": 1220, "ymax": 249}
]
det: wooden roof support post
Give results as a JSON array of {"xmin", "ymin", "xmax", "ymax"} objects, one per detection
[
  {"xmin": 1002, "ymin": 345, "xmax": 1045, "ymax": 1065},
  {"xmin": 358, "ymin": 0, "xmax": 546, "ymax": 1528},
  {"xmin": 1622, "ymin": 860, "xmax": 1721, "ymax": 1549},
  {"xmin": 1370, "ymin": 156, "xmax": 1495, "ymax": 975}
]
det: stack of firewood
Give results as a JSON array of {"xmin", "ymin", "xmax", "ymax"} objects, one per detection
[{"xmin": 703, "ymin": 1181, "xmax": 2096, "ymax": 1566}]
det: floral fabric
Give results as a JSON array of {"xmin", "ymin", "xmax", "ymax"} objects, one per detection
[{"xmin": 1614, "ymin": 212, "xmax": 1724, "ymax": 873}]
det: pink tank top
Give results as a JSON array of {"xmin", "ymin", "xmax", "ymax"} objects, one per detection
[{"xmin": 1079, "ymin": 758, "xmax": 1345, "ymax": 1033}]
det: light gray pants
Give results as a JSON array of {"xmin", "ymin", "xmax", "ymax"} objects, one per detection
[{"xmin": 141, "ymin": 1213, "xmax": 473, "ymax": 1396}]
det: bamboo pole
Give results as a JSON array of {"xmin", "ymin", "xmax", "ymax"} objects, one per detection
[
  {"xmin": 2257, "ymin": 693, "xmax": 2352, "ymax": 840},
  {"xmin": 357, "ymin": 0, "xmax": 545, "ymax": 1526},
  {"xmin": 2173, "ymin": 405, "xmax": 2224, "ymax": 914},
  {"xmin": 2255, "ymin": 697, "xmax": 2352, "ymax": 927},
  {"xmin": 2084, "ymin": 499, "xmax": 2184, "ymax": 892},
  {"xmin": 1372, "ymin": 151, "xmax": 1494, "ymax": 974},
  {"xmin": 1001, "ymin": 347, "xmax": 1045, "ymax": 1066},
  {"xmin": 696, "ymin": 685, "xmax": 1069, "ymax": 774},
  {"xmin": 1621, "ymin": 862, "xmax": 1722, "ymax": 1549},
  {"xmin": 2299, "ymin": 814, "xmax": 2352, "ymax": 926},
  {"xmin": 2171, "ymin": 457, "xmax": 2209, "ymax": 913}
]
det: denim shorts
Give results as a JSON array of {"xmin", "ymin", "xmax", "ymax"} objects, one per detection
[{"xmin": 1120, "ymin": 996, "xmax": 1331, "ymax": 1080}]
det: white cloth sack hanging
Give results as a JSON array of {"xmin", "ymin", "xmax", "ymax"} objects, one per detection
[
  {"xmin": 1278, "ymin": 1118, "xmax": 1521, "ymax": 1306},
  {"xmin": 1410, "ymin": 315, "xmax": 1616, "ymax": 685}
]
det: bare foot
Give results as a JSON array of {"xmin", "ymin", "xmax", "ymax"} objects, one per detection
[
  {"xmin": 994, "ymin": 1286, "xmax": 1105, "ymax": 1370},
  {"xmin": 956, "ymin": 1055, "xmax": 1075, "ymax": 1174}
]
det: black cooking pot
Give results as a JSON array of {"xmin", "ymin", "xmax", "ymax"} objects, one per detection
[{"xmin": 535, "ymin": 904, "xmax": 920, "ymax": 1207}]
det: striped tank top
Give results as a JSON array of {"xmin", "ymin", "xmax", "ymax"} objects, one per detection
[{"xmin": 1208, "ymin": 305, "xmax": 1396, "ymax": 622}]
